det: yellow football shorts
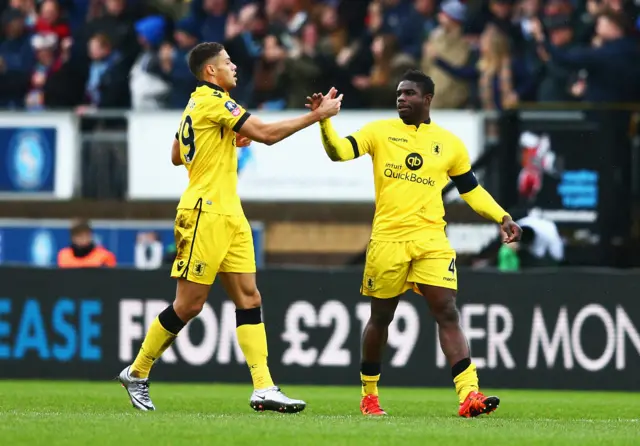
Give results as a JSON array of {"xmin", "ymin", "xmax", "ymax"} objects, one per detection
[
  {"xmin": 170, "ymin": 209, "xmax": 256, "ymax": 285},
  {"xmin": 361, "ymin": 238, "xmax": 457, "ymax": 298}
]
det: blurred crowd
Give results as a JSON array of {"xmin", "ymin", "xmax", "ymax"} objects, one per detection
[{"xmin": 0, "ymin": 0, "xmax": 639, "ymax": 112}]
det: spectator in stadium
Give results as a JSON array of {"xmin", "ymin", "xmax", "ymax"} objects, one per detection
[
  {"xmin": 191, "ymin": 0, "xmax": 228, "ymax": 44},
  {"xmin": 79, "ymin": 32, "xmax": 130, "ymax": 110},
  {"xmin": 83, "ymin": 0, "xmax": 140, "ymax": 68},
  {"xmin": 465, "ymin": 0, "xmax": 524, "ymax": 50},
  {"xmin": 422, "ymin": 0, "xmax": 471, "ymax": 109},
  {"xmin": 431, "ymin": 24, "xmax": 532, "ymax": 110},
  {"xmin": 160, "ymin": 15, "xmax": 199, "ymax": 108},
  {"xmin": 380, "ymin": 0, "xmax": 424, "ymax": 59},
  {"xmin": 352, "ymin": 33, "xmax": 415, "ymax": 108},
  {"xmin": 531, "ymin": 10, "xmax": 640, "ymax": 103},
  {"xmin": 8, "ymin": 0, "xmax": 36, "ymax": 27},
  {"xmin": 129, "ymin": 15, "xmax": 170, "ymax": 110},
  {"xmin": 42, "ymin": 27, "xmax": 85, "ymax": 107},
  {"xmin": 222, "ymin": 2, "xmax": 266, "ymax": 106},
  {"xmin": 57, "ymin": 219, "xmax": 117, "ymax": 268},
  {"xmin": 316, "ymin": 0, "xmax": 348, "ymax": 57},
  {"xmin": 401, "ymin": 0, "xmax": 438, "ymax": 59},
  {"xmin": 265, "ymin": 0, "xmax": 308, "ymax": 36},
  {"xmin": 329, "ymin": 0, "xmax": 376, "ymax": 108},
  {"xmin": 34, "ymin": 0, "xmax": 70, "ymax": 41},
  {"xmin": 0, "ymin": 8, "xmax": 34, "ymax": 108},
  {"xmin": 25, "ymin": 32, "xmax": 62, "ymax": 110},
  {"xmin": 282, "ymin": 20, "xmax": 324, "ymax": 108},
  {"xmin": 535, "ymin": 14, "xmax": 579, "ymax": 102},
  {"xmin": 252, "ymin": 32, "xmax": 288, "ymax": 109}
]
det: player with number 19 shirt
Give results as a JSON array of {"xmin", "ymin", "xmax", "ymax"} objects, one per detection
[
  {"xmin": 171, "ymin": 82, "xmax": 253, "ymax": 285},
  {"xmin": 118, "ymin": 42, "xmax": 343, "ymax": 415},
  {"xmin": 312, "ymin": 69, "xmax": 522, "ymax": 419}
]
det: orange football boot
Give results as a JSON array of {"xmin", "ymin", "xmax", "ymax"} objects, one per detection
[
  {"xmin": 458, "ymin": 391, "xmax": 500, "ymax": 418},
  {"xmin": 360, "ymin": 394, "xmax": 387, "ymax": 416}
]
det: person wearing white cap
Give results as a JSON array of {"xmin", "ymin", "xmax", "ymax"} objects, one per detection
[{"xmin": 25, "ymin": 33, "xmax": 60, "ymax": 110}]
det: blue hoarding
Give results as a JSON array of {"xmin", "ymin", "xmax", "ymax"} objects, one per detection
[{"xmin": 0, "ymin": 219, "xmax": 265, "ymax": 269}]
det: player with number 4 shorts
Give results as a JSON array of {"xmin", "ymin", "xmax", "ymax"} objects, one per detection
[
  {"xmin": 118, "ymin": 42, "xmax": 343, "ymax": 413},
  {"xmin": 308, "ymin": 69, "xmax": 522, "ymax": 418}
]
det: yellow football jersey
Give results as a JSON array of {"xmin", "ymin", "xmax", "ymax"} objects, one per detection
[
  {"xmin": 349, "ymin": 118, "xmax": 472, "ymax": 241},
  {"xmin": 175, "ymin": 81, "xmax": 251, "ymax": 215}
]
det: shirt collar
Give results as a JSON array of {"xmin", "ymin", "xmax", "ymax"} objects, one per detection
[
  {"xmin": 197, "ymin": 81, "xmax": 225, "ymax": 92},
  {"xmin": 403, "ymin": 117, "xmax": 432, "ymax": 130}
]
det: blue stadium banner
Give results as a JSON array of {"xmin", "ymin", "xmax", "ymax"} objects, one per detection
[
  {"xmin": 0, "ymin": 219, "xmax": 265, "ymax": 269},
  {"xmin": 0, "ymin": 127, "xmax": 56, "ymax": 193}
]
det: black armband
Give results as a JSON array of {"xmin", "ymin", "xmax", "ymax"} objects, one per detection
[
  {"xmin": 451, "ymin": 170, "xmax": 479, "ymax": 194},
  {"xmin": 346, "ymin": 135, "xmax": 360, "ymax": 159},
  {"xmin": 232, "ymin": 111, "xmax": 251, "ymax": 133}
]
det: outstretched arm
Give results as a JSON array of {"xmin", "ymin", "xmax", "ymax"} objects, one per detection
[
  {"xmin": 319, "ymin": 118, "xmax": 359, "ymax": 162},
  {"xmin": 307, "ymin": 91, "xmax": 371, "ymax": 162},
  {"xmin": 238, "ymin": 87, "xmax": 343, "ymax": 146},
  {"xmin": 239, "ymin": 112, "xmax": 322, "ymax": 146}
]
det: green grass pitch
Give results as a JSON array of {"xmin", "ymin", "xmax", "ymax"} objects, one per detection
[{"xmin": 0, "ymin": 381, "xmax": 638, "ymax": 445}]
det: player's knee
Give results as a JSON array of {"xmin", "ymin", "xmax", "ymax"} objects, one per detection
[
  {"xmin": 370, "ymin": 309, "xmax": 395, "ymax": 327},
  {"xmin": 236, "ymin": 288, "xmax": 262, "ymax": 309},
  {"xmin": 245, "ymin": 288, "xmax": 262, "ymax": 309},
  {"xmin": 173, "ymin": 299, "xmax": 206, "ymax": 321},
  {"xmin": 433, "ymin": 299, "xmax": 459, "ymax": 326}
]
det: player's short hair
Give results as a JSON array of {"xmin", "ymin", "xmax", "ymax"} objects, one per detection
[
  {"xmin": 187, "ymin": 42, "xmax": 225, "ymax": 79},
  {"xmin": 400, "ymin": 69, "xmax": 435, "ymax": 97}
]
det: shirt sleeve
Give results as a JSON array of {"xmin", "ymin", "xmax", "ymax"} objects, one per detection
[
  {"xmin": 346, "ymin": 121, "xmax": 377, "ymax": 157},
  {"xmin": 205, "ymin": 97, "xmax": 252, "ymax": 132},
  {"xmin": 448, "ymin": 135, "xmax": 472, "ymax": 177}
]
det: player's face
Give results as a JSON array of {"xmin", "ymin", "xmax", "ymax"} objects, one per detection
[
  {"xmin": 396, "ymin": 80, "xmax": 431, "ymax": 121},
  {"xmin": 213, "ymin": 50, "xmax": 238, "ymax": 90}
]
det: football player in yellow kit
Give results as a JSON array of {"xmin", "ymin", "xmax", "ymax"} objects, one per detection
[
  {"xmin": 118, "ymin": 42, "xmax": 343, "ymax": 413},
  {"xmin": 309, "ymin": 69, "xmax": 521, "ymax": 418}
]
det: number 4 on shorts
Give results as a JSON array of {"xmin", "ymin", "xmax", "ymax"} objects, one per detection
[{"xmin": 448, "ymin": 258, "xmax": 455, "ymax": 274}]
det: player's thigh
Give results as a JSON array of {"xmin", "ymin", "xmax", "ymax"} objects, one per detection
[
  {"xmin": 173, "ymin": 278, "xmax": 211, "ymax": 321},
  {"xmin": 219, "ymin": 217, "xmax": 256, "ymax": 275},
  {"xmin": 218, "ymin": 272, "xmax": 261, "ymax": 310},
  {"xmin": 361, "ymin": 240, "xmax": 412, "ymax": 299},
  {"xmin": 408, "ymin": 240, "xmax": 458, "ymax": 292},
  {"xmin": 170, "ymin": 210, "xmax": 233, "ymax": 286},
  {"xmin": 368, "ymin": 295, "xmax": 400, "ymax": 326},
  {"xmin": 219, "ymin": 217, "xmax": 259, "ymax": 309}
]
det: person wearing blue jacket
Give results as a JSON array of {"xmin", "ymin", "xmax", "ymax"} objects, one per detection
[{"xmin": 531, "ymin": 10, "xmax": 640, "ymax": 103}]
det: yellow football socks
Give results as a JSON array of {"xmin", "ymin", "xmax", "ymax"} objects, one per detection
[
  {"xmin": 237, "ymin": 322, "xmax": 275, "ymax": 390},
  {"xmin": 454, "ymin": 362, "xmax": 479, "ymax": 403},
  {"xmin": 361, "ymin": 373, "xmax": 380, "ymax": 397},
  {"xmin": 131, "ymin": 316, "xmax": 177, "ymax": 378}
]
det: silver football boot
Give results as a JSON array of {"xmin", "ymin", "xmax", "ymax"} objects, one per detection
[
  {"xmin": 118, "ymin": 366, "xmax": 156, "ymax": 411},
  {"xmin": 249, "ymin": 386, "xmax": 306, "ymax": 413}
]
